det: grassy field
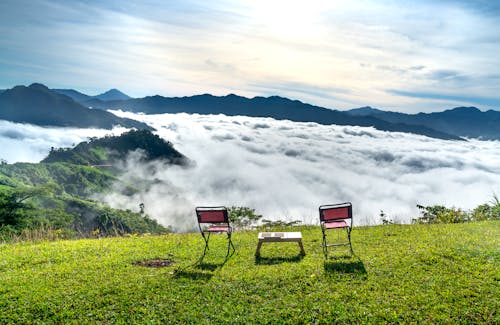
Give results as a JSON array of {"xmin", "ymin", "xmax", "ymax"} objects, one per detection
[{"xmin": 0, "ymin": 221, "xmax": 498, "ymax": 324}]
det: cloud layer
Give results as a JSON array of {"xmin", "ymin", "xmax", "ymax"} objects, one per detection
[
  {"xmin": 2, "ymin": 115, "xmax": 499, "ymax": 231},
  {"xmin": 98, "ymin": 111, "xmax": 500, "ymax": 231}
]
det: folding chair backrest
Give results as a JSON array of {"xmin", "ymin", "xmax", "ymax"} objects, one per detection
[
  {"xmin": 319, "ymin": 202, "xmax": 352, "ymax": 222},
  {"xmin": 196, "ymin": 207, "xmax": 229, "ymax": 224}
]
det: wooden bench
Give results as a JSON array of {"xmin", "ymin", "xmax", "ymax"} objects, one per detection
[{"xmin": 255, "ymin": 232, "xmax": 306, "ymax": 257}]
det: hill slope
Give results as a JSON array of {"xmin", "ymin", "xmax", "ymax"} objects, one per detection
[
  {"xmin": 346, "ymin": 106, "xmax": 500, "ymax": 140},
  {"xmin": 0, "ymin": 130, "xmax": 187, "ymax": 237},
  {"xmin": 0, "ymin": 222, "xmax": 497, "ymax": 323},
  {"xmin": 52, "ymin": 88, "xmax": 91, "ymax": 102},
  {"xmin": 42, "ymin": 129, "xmax": 188, "ymax": 166},
  {"xmin": 0, "ymin": 83, "xmax": 151, "ymax": 130}
]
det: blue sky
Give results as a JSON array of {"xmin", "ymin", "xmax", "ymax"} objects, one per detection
[{"xmin": 1, "ymin": 0, "xmax": 499, "ymax": 112}]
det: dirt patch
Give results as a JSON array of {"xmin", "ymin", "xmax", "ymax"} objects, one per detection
[{"xmin": 133, "ymin": 258, "xmax": 174, "ymax": 268}]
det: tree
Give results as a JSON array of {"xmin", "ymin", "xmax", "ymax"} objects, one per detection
[
  {"xmin": 0, "ymin": 185, "xmax": 55, "ymax": 227},
  {"xmin": 414, "ymin": 204, "xmax": 470, "ymax": 224},
  {"xmin": 227, "ymin": 206, "xmax": 263, "ymax": 230}
]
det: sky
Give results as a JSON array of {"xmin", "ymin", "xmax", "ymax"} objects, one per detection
[
  {"xmin": 2, "ymin": 114, "xmax": 499, "ymax": 231},
  {"xmin": 1, "ymin": 0, "xmax": 500, "ymax": 112}
]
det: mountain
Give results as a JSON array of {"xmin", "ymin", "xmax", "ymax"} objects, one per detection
[
  {"xmin": 53, "ymin": 88, "xmax": 131, "ymax": 103},
  {"xmin": 53, "ymin": 88, "xmax": 92, "ymax": 102},
  {"xmin": 94, "ymin": 88, "xmax": 131, "ymax": 101},
  {"xmin": 346, "ymin": 106, "xmax": 388, "ymax": 116},
  {"xmin": 0, "ymin": 89, "xmax": 5, "ymax": 94},
  {"xmin": 42, "ymin": 129, "xmax": 188, "ymax": 166},
  {"xmin": 85, "ymin": 93, "xmax": 461, "ymax": 140},
  {"xmin": 0, "ymin": 83, "xmax": 152, "ymax": 130},
  {"xmin": 346, "ymin": 106, "xmax": 500, "ymax": 140}
]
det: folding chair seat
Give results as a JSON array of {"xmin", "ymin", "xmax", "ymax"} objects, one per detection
[
  {"xmin": 195, "ymin": 206, "xmax": 235, "ymax": 258},
  {"xmin": 319, "ymin": 202, "xmax": 353, "ymax": 257}
]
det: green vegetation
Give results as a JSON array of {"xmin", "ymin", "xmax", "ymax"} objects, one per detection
[
  {"xmin": 42, "ymin": 129, "xmax": 188, "ymax": 166},
  {"xmin": 227, "ymin": 206, "xmax": 302, "ymax": 230},
  {"xmin": 0, "ymin": 130, "xmax": 188, "ymax": 240},
  {"xmin": 0, "ymin": 184, "xmax": 166, "ymax": 242},
  {"xmin": 227, "ymin": 206, "xmax": 263, "ymax": 230},
  {"xmin": 0, "ymin": 221, "xmax": 498, "ymax": 323},
  {"xmin": 414, "ymin": 197, "xmax": 500, "ymax": 224}
]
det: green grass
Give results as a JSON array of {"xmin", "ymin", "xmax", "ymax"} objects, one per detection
[{"xmin": 0, "ymin": 221, "xmax": 499, "ymax": 324}]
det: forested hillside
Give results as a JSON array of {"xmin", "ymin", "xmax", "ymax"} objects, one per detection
[
  {"xmin": 42, "ymin": 129, "xmax": 188, "ymax": 166},
  {"xmin": 0, "ymin": 130, "xmax": 188, "ymax": 240}
]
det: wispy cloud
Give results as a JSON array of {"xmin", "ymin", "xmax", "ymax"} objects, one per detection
[
  {"xmin": 1, "ymin": 0, "xmax": 499, "ymax": 111},
  {"xmin": 388, "ymin": 90, "xmax": 500, "ymax": 108}
]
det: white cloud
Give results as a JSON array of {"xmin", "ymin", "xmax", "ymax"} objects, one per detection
[
  {"xmin": 1, "ymin": 1, "xmax": 499, "ymax": 111},
  {"xmin": 2, "ymin": 114, "xmax": 500, "ymax": 232},
  {"xmin": 100, "ymin": 111, "xmax": 500, "ymax": 231}
]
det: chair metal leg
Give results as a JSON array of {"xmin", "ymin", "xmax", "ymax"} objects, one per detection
[
  {"xmin": 321, "ymin": 226, "xmax": 328, "ymax": 258},
  {"xmin": 226, "ymin": 232, "xmax": 235, "ymax": 258},
  {"xmin": 322, "ymin": 226, "xmax": 353, "ymax": 257},
  {"xmin": 201, "ymin": 229, "xmax": 235, "ymax": 261},
  {"xmin": 347, "ymin": 228, "xmax": 353, "ymax": 254},
  {"xmin": 201, "ymin": 231, "xmax": 211, "ymax": 257}
]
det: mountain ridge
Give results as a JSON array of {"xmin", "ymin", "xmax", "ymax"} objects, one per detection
[
  {"xmin": 53, "ymin": 88, "xmax": 131, "ymax": 102},
  {"xmin": 82, "ymin": 93, "xmax": 462, "ymax": 140},
  {"xmin": 345, "ymin": 105, "xmax": 500, "ymax": 140},
  {"xmin": 0, "ymin": 83, "xmax": 152, "ymax": 130},
  {"xmin": 6, "ymin": 82, "xmax": 500, "ymax": 140}
]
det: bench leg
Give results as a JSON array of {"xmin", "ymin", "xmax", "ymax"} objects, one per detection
[
  {"xmin": 255, "ymin": 240, "xmax": 263, "ymax": 257},
  {"xmin": 298, "ymin": 240, "xmax": 306, "ymax": 256}
]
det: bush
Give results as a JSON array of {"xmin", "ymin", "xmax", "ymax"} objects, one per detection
[{"xmin": 414, "ymin": 196, "xmax": 500, "ymax": 224}]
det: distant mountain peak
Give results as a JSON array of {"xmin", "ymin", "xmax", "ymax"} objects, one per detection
[
  {"xmin": 28, "ymin": 83, "xmax": 50, "ymax": 91},
  {"xmin": 448, "ymin": 106, "xmax": 481, "ymax": 113},
  {"xmin": 346, "ymin": 106, "xmax": 385, "ymax": 116},
  {"xmin": 94, "ymin": 88, "xmax": 131, "ymax": 101}
]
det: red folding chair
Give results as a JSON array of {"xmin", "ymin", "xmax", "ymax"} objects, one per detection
[
  {"xmin": 319, "ymin": 202, "xmax": 353, "ymax": 257},
  {"xmin": 195, "ymin": 206, "xmax": 235, "ymax": 258}
]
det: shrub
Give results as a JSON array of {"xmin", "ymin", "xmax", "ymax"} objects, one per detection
[{"xmin": 257, "ymin": 219, "xmax": 301, "ymax": 229}]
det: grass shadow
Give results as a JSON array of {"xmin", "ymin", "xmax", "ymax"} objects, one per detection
[
  {"xmin": 255, "ymin": 254, "xmax": 304, "ymax": 265},
  {"xmin": 195, "ymin": 250, "xmax": 234, "ymax": 269},
  {"xmin": 195, "ymin": 262, "xmax": 223, "ymax": 271},
  {"xmin": 173, "ymin": 269, "xmax": 213, "ymax": 281},
  {"xmin": 324, "ymin": 255, "xmax": 367, "ymax": 279}
]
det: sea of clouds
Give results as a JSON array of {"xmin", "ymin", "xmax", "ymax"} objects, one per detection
[{"xmin": 2, "ymin": 114, "xmax": 500, "ymax": 231}]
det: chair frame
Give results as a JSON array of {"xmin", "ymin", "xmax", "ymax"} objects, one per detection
[
  {"xmin": 319, "ymin": 202, "xmax": 353, "ymax": 257},
  {"xmin": 195, "ymin": 206, "xmax": 235, "ymax": 259}
]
